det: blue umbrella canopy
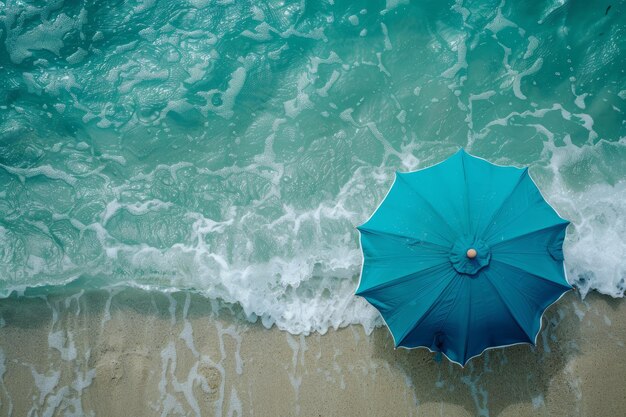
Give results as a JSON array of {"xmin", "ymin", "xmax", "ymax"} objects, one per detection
[{"xmin": 356, "ymin": 149, "xmax": 571, "ymax": 366}]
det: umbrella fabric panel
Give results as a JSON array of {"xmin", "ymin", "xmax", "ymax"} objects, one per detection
[
  {"xmin": 396, "ymin": 273, "xmax": 535, "ymax": 364},
  {"xmin": 393, "ymin": 275, "xmax": 474, "ymax": 359},
  {"xmin": 490, "ymin": 225, "xmax": 570, "ymax": 288},
  {"xmin": 361, "ymin": 266, "xmax": 457, "ymax": 331},
  {"xmin": 482, "ymin": 261, "xmax": 571, "ymax": 339},
  {"xmin": 385, "ymin": 270, "xmax": 467, "ymax": 350},
  {"xmin": 457, "ymin": 152, "xmax": 528, "ymax": 240},
  {"xmin": 483, "ymin": 173, "xmax": 569, "ymax": 244},
  {"xmin": 397, "ymin": 150, "xmax": 528, "ymax": 241},
  {"xmin": 358, "ymin": 174, "xmax": 457, "ymax": 248},
  {"xmin": 357, "ymin": 230, "xmax": 450, "ymax": 294},
  {"xmin": 394, "ymin": 165, "xmax": 469, "ymax": 238},
  {"xmin": 461, "ymin": 273, "xmax": 542, "ymax": 361}
]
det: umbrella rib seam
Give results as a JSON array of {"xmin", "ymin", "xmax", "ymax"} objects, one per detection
[
  {"xmin": 488, "ymin": 222, "xmax": 569, "ymax": 249},
  {"xmin": 432, "ymin": 274, "xmax": 465, "ymax": 341},
  {"xmin": 356, "ymin": 262, "xmax": 451, "ymax": 296},
  {"xmin": 463, "ymin": 280, "xmax": 472, "ymax": 364},
  {"xmin": 460, "ymin": 150, "xmax": 471, "ymax": 237},
  {"xmin": 367, "ymin": 254, "xmax": 448, "ymax": 261},
  {"xmin": 394, "ymin": 272, "xmax": 460, "ymax": 347},
  {"xmin": 481, "ymin": 168, "xmax": 528, "ymax": 238},
  {"xmin": 358, "ymin": 228, "xmax": 451, "ymax": 252},
  {"xmin": 490, "ymin": 259, "xmax": 572, "ymax": 290},
  {"xmin": 489, "ymin": 260, "xmax": 573, "ymax": 328},
  {"xmin": 482, "ymin": 272, "xmax": 535, "ymax": 343},
  {"xmin": 395, "ymin": 174, "xmax": 458, "ymax": 243}
]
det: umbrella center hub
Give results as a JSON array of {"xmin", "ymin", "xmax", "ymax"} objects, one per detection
[{"xmin": 449, "ymin": 238, "xmax": 491, "ymax": 275}]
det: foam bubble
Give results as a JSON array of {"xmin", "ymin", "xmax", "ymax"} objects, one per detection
[{"xmin": 542, "ymin": 139, "xmax": 626, "ymax": 298}]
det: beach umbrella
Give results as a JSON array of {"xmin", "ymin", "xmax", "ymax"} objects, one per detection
[{"xmin": 356, "ymin": 149, "xmax": 571, "ymax": 366}]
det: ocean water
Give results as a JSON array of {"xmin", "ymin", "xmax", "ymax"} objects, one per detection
[{"xmin": 0, "ymin": 0, "xmax": 625, "ymax": 335}]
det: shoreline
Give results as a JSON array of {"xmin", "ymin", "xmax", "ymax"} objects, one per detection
[{"xmin": 0, "ymin": 288, "xmax": 624, "ymax": 416}]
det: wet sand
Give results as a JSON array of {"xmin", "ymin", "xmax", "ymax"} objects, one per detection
[{"xmin": 0, "ymin": 288, "xmax": 624, "ymax": 417}]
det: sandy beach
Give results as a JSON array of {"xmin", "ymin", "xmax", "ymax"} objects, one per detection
[
  {"xmin": 1, "ymin": 0, "xmax": 625, "ymax": 415},
  {"xmin": 0, "ymin": 288, "xmax": 624, "ymax": 417}
]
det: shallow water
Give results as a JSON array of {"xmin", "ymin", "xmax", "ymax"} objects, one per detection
[{"xmin": 0, "ymin": 0, "xmax": 625, "ymax": 334}]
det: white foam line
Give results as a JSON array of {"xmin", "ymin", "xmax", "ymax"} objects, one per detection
[
  {"xmin": 0, "ymin": 163, "xmax": 77, "ymax": 186},
  {"xmin": 101, "ymin": 288, "xmax": 120, "ymax": 330},
  {"xmin": 216, "ymin": 322, "xmax": 244, "ymax": 375},
  {"xmin": 285, "ymin": 333, "xmax": 307, "ymax": 415},
  {"xmin": 166, "ymin": 293, "xmax": 177, "ymax": 326},
  {"xmin": 460, "ymin": 364, "xmax": 490, "ymax": 417},
  {"xmin": 513, "ymin": 58, "xmax": 543, "ymax": 100},
  {"xmin": 180, "ymin": 293, "xmax": 199, "ymax": 357},
  {"xmin": 441, "ymin": 38, "xmax": 467, "ymax": 79},
  {"xmin": 226, "ymin": 387, "xmax": 242, "ymax": 417}
]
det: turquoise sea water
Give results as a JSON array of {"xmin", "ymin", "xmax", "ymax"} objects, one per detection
[{"xmin": 0, "ymin": 0, "xmax": 625, "ymax": 334}]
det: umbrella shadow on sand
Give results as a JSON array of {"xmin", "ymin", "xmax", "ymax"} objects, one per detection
[{"xmin": 370, "ymin": 290, "xmax": 585, "ymax": 417}]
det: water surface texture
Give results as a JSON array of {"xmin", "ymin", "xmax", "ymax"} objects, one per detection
[{"xmin": 1, "ymin": 0, "xmax": 625, "ymax": 333}]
